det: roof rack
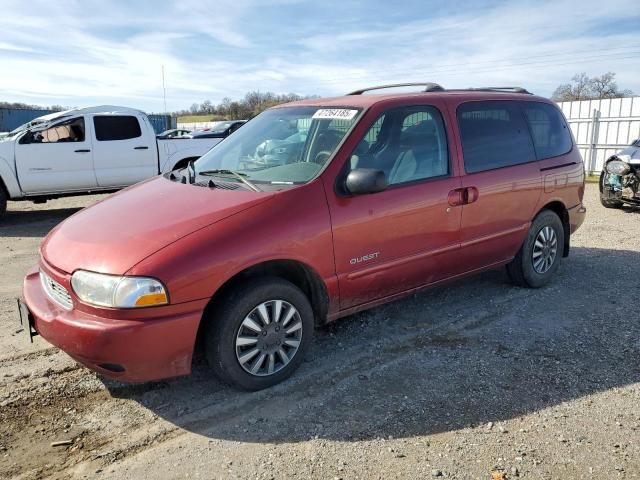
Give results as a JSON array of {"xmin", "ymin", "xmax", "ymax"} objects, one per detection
[
  {"xmin": 459, "ymin": 87, "xmax": 532, "ymax": 94},
  {"xmin": 347, "ymin": 82, "xmax": 445, "ymax": 95}
]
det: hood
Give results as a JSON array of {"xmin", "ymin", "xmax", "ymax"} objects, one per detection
[
  {"xmin": 614, "ymin": 145, "xmax": 640, "ymax": 164},
  {"xmin": 41, "ymin": 176, "xmax": 273, "ymax": 274}
]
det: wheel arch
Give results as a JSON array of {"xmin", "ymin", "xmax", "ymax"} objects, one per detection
[
  {"xmin": 537, "ymin": 200, "xmax": 570, "ymax": 257},
  {"xmin": 0, "ymin": 175, "xmax": 8, "ymax": 198},
  {"xmin": 194, "ymin": 259, "xmax": 330, "ymax": 352}
]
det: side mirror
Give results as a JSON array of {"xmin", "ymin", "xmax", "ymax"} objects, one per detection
[
  {"xmin": 345, "ymin": 168, "xmax": 388, "ymax": 195},
  {"xmin": 18, "ymin": 131, "xmax": 32, "ymax": 145}
]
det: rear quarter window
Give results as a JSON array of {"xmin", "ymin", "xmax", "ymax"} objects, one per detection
[
  {"xmin": 521, "ymin": 102, "xmax": 573, "ymax": 159},
  {"xmin": 457, "ymin": 101, "xmax": 536, "ymax": 173}
]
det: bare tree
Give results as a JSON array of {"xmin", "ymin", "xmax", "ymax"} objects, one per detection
[
  {"xmin": 200, "ymin": 100, "xmax": 213, "ymax": 114},
  {"xmin": 176, "ymin": 91, "xmax": 309, "ymax": 119},
  {"xmin": 590, "ymin": 72, "xmax": 633, "ymax": 99},
  {"xmin": 552, "ymin": 72, "xmax": 634, "ymax": 101}
]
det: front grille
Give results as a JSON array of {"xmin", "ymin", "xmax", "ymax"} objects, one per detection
[{"xmin": 40, "ymin": 270, "xmax": 73, "ymax": 310}]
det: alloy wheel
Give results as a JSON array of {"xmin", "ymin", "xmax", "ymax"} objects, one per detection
[
  {"xmin": 532, "ymin": 226, "xmax": 558, "ymax": 274},
  {"xmin": 235, "ymin": 300, "xmax": 303, "ymax": 377}
]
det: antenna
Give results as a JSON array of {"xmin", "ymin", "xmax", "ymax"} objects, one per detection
[{"xmin": 161, "ymin": 65, "xmax": 168, "ymax": 114}]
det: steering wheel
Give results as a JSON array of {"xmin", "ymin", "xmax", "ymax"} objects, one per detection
[
  {"xmin": 239, "ymin": 157, "xmax": 269, "ymax": 169},
  {"xmin": 313, "ymin": 150, "xmax": 332, "ymax": 164}
]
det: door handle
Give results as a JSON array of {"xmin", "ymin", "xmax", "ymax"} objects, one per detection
[
  {"xmin": 134, "ymin": 146, "xmax": 149, "ymax": 150},
  {"xmin": 448, "ymin": 188, "xmax": 466, "ymax": 206},
  {"xmin": 465, "ymin": 186, "xmax": 479, "ymax": 204},
  {"xmin": 74, "ymin": 149, "xmax": 91, "ymax": 153},
  {"xmin": 448, "ymin": 187, "xmax": 479, "ymax": 206}
]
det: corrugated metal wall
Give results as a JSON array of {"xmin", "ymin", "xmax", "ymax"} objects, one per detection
[
  {"xmin": 1, "ymin": 108, "xmax": 176, "ymax": 134},
  {"xmin": 147, "ymin": 114, "xmax": 176, "ymax": 134},
  {"xmin": 0, "ymin": 108, "xmax": 54, "ymax": 132},
  {"xmin": 557, "ymin": 96, "xmax": 640, "ymax": 174}
]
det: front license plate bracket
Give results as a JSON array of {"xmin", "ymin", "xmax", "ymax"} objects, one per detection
[{"xmin": 16, "ymin": 298, "xmax": 38, "ymax": 343}]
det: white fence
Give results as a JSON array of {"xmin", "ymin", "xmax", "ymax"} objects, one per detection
[
  {"xmin": 557, "ymin": 96, "xmax": 640, "ymax": 174},
  {"xmin": 177, "ymin": 121, "xmax": 223, "ymax": 131}
]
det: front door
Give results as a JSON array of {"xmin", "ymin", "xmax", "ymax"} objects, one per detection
[
  {"xmin": 15, "ymin": 115, "xmax": 97, "ymax": 194},
  {"xmin": 325, "ymin": 104, "xmax": 463, "ymax": 310}
]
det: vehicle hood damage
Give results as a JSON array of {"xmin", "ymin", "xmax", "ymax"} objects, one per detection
[{"xmin": 41, "ymin": 176, "xmax": 273, "ymax": 275}]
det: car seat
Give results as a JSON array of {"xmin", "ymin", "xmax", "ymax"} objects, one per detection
[{"xmin": 388, "ymin": 121, "xmax": 446, "ymax": 183}]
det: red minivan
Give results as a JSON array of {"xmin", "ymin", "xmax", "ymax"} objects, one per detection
[{"xmin": 20, "ymin": 84, "xmax": 586, "ymax": 390}]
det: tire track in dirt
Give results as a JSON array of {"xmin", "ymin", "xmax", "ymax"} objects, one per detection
[
  {"xmin": 1, "ymin": 283, "xmax": 520, "ymax": 478},
  {"xmin": 2, "ymin": 280, "xmax": 537, "ymax": 479}
]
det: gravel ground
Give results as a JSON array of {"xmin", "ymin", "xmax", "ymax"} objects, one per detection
[{"xmin": 0, "ymin": 184, "xmax": 639, "ymax": 480}]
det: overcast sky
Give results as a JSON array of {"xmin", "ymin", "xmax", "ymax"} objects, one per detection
[{"xmin": 1, "ymin": 0, "xmax": 639, "ymax": 112}]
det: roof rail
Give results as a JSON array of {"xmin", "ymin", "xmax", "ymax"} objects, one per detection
[
  {"xmin": 347, "ymin": 82, "xmax": 445, "ymax": 95},
  {"xmin": 462, "ymin": 87, "xmax": 532, "ymax": 94}
]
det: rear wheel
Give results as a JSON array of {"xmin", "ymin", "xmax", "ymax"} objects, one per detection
[
  {"xmin": 506, "ymin": 210, "xmax": 564, "ymax": 288},
  {"xmin": 599, "ymin": 171, "xmax": 624, "ymax": 209},
  {"xmin": 204, "ymin": 277, "xmax": 314, "ymax": 390}
]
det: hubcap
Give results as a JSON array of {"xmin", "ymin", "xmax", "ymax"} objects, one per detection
[
  {"xmin": 532, "ymin": 225, "xmax": 558, "ymax": 274},
  {"xmin": 235, "ymin": 300, "xmax": 303, "ymax": 377}
]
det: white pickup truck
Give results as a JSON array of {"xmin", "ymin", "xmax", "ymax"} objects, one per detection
[{"xmin": 0, "ymin": 105, "xmax": 223, "ymax": 217}]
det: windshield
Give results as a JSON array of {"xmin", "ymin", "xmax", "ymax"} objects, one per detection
[
  {"xmin": 210, "ymin": 122, "xmax": 233, "ymax": 133},
  {"xmin": 9, "ymin": 122, "xmax": 32, "ymax": 135},
  {"xmin": 1, "ymin": 120, "xmax": 41, "ymax": 139},
  {"xmin": 194, "ymin": 106, "xmax": 360, "ymax": 185}
]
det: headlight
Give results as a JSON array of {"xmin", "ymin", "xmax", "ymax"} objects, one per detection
[
  {"xmin": 606, "ymin": 159, "xmax": 631, "ymax": 176},
  {"xmin": 71, "ymin": 270, "xmax": 168, "ymax": 308}
]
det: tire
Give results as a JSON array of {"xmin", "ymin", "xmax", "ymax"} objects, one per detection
[
  {"xmin": 599, "ymin": 171, "xmax": 624, "ymax": 209},
  {"xmin": 0, "ymin": 187, "xmax": 7, "ymax": 218},
  {"xmin": 506, "ymin": 210, "xmax": 565, "ymax": 288},
  {"xmin": 204, "ymin": 277, "xmax": 314, "ymax": 391}
]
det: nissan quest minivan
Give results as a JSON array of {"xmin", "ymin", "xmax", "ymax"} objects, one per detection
[{"xmin": 20, "ymin": 83, "xmax": 586, "ymax": 390}]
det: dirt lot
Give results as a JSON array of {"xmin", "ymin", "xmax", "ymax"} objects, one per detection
[{"xmin": 1, "ymin": 184, "xmax": 639, "ymax": 480}]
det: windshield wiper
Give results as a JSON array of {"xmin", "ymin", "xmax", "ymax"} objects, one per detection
[{"xmin": 198, "ymin": 169, "xmax": 261, "ymax": 192}]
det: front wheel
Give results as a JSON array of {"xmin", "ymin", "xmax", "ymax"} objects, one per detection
[
  {"xmin": 506, "ymin": 210, "xmax": 564, "ymax": 288},
  {"xmin": 204, "ymin": 277, "xmax": 314, "ymax": 390}
]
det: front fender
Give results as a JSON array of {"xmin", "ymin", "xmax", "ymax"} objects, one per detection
[
  {"xmin": 0, "ymin": 148, "xmax": 22, "ymax": 198},
  {"xmin": 127, "ymin": 181, "xmax": 336, "ymax": 306}
]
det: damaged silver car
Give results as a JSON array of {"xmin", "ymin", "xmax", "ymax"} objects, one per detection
[{"xmin": 600, "ymin": 139, "xmax": 640, "ymax": 208}]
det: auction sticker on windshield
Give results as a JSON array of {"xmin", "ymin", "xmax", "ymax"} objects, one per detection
[{"xmin": 312, "ymin": 109, "xmax": 358, "ymax": 120}]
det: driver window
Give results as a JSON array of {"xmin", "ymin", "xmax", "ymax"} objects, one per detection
[
  {"xmin": 23, "ymin": 117, "xmax": 85, "ymax": 144},
  {"xmin": 348, "ymin": 107, "xmax": 449, "ymax": 185}
]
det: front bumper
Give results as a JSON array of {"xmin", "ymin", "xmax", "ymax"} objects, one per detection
[{"xmin": 22, "ymin": 266, "xmax": 208, "ymax": 382}]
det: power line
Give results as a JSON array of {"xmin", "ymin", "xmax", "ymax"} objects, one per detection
[{"xmin": 296, "ymin": 49, "xmax": 640, "ymax": 91}]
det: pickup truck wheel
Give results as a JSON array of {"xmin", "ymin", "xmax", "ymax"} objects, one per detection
[
  {"xmin": 204, "ymin": 277, "xmax": 314, "ymax": 391},
  {"xmin": 0, "ymin": 188, "xmax": 7, "ymax": 217},
  {"xmin": 506, "ymin": 210, "xmax": 564, "ymax": 288}
]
